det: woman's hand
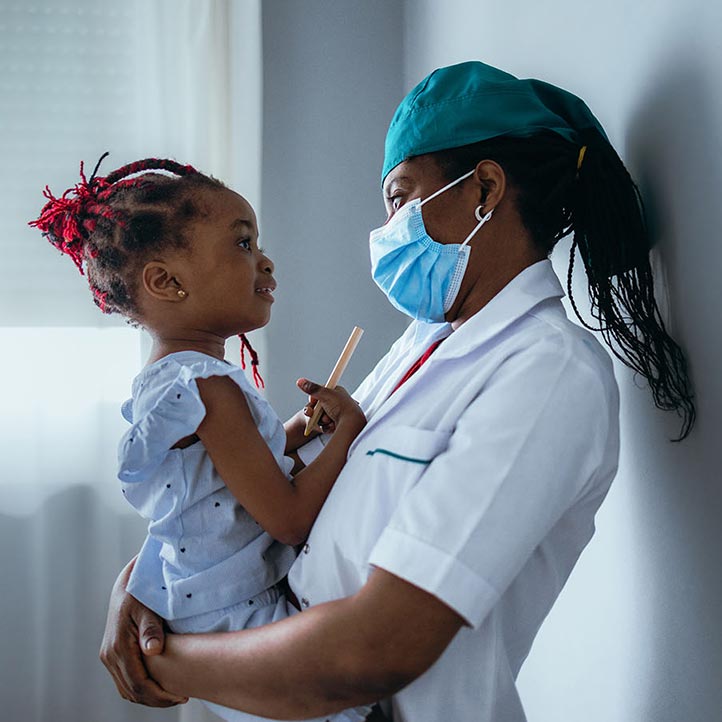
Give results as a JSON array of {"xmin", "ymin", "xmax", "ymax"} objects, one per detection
[
  {"xmin": 99, "ymin": 558, "xmax": 188, "ymax": 707},
  {"xmin": 298, "ymin": 379, "xmax": 366, "ymax": 436}
]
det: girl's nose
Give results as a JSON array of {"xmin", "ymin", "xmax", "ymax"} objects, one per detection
[{"xmin": 260, "ymin": 253, "xmax": 274, "ymax": 274}]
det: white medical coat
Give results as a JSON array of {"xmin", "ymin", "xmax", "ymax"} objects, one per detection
[{"xmin": 290, "ymin": 259, "xmax": 620, "ymax": 722}]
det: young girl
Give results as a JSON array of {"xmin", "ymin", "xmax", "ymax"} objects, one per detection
[{"xmin": 30, "ymin": 156, "xmax": 371, "ymax": 722}]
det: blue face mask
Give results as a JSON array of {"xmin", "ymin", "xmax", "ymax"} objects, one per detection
[{"xmin": 369, "ymin": 169, "xmax": 493, "ymax": 323}]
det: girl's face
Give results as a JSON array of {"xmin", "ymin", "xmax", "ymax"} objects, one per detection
[{"xmin": 172, "ymin": 187, "xmax": 276, "ymax": 337}]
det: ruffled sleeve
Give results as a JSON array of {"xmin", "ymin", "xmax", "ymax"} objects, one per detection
[{"xmin": 117, "ymin": 353, "xmax": 243, "ymax": 483}]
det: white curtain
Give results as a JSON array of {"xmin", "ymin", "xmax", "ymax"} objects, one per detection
[{"xmin": 0, "ymin": 2, "xmax": 262, "ymax": 721}]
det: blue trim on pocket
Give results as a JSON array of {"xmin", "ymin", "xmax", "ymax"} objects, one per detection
[{"xmin": 365, "ymin": 449, "xmax": 432, "ymax": 464}]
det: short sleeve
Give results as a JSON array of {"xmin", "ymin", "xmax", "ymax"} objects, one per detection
[
  {"xmin": 118, "ymin": 354, "xmax": 239, "ymax": 483},
  {"xmin": 367, "ymin": 337, "xmax": 618, "ymax": 628}
]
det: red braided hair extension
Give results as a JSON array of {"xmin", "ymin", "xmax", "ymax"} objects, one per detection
[
  {"xmin": 239, "ymin": 334, "xmax": 265, "ymax": 389},
  {"xmin": 29, "ymin": 155, "xmax": 199, "ymax": 270},
  {"xmin": 28, "ymin": 153, "xmax": 113, "ymax": 273},
  {"xmin": 29, "ymin": 154, "xmax": 200, "ymax": 312},
  {"xmin": 103, "ymin": 158, "xmax": 197, "ymax": 185},
  {"xmin": 91, "ymin": 286, "xmax": 109, "ymax": 314}
]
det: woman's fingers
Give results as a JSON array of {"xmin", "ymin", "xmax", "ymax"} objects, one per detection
[
  {"xmin": 130, "ymin": 608, "xmax": 189, "ymax": 705},
  {"xmin": 101, "ymin": 616, "xmax": 183, "ymax": 706},
  {"xmin": 99, "ymin": 567, "xmax": 187, "ymax": 707},
  {"xmin": 138, "ymin": 611, "xmax": 165, "ymax": 656}
]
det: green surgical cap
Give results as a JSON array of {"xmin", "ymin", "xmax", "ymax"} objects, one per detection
[{"xmin": 382, "ymin": 60, "xmax": 608, "ymax": 184}]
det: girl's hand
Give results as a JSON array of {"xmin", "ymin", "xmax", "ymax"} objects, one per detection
[
  {"xmin": 298, "ymin": 379, "xmax": 366, "ymax": 436},
  {"xmin": 99, "ymin": 559, "xmax": 188, "ymax": 707}
]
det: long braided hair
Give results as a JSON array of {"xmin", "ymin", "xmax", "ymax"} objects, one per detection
[
  {"xmin": 29, "ymin": 154, "xmax": 264, "ymax": 386},
  {"xmin": 434, "ymin": 131, "xmax": 695, "ymax": 440}
]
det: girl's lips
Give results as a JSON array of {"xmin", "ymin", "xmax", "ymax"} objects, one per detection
[{"xmin": 255, "ymin": 282, "xmax": 276, "ymax": 300}]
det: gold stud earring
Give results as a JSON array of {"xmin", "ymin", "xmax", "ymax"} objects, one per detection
[{"xmin": 177, "ymin": 289, "xmax": 187, "ymax": 298}]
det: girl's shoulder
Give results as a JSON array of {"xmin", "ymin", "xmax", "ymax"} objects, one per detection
[
  {"xmin": 131, "ymin": 351, "xmax": 255, "ymax": 406},
  {"xmin": 118, "ymin": 351, "xmax": 259, "ymax": 482},
  {"xmin": 137, "ymin": 350, "xmax": 236, "ymax": 384}
]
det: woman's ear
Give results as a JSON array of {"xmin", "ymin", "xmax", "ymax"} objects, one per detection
[
  {"xmin": 474, "ymin": 159, "xmax": 507, "ymax": 211},
  {"xmin": 141, "ymin": 262, "xmax": 185, "ymax": 303}
]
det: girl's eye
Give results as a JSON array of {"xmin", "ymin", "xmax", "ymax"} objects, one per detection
[{"xmin": 237, "ymin": 238, "xmax": 252, "ymax": 251}]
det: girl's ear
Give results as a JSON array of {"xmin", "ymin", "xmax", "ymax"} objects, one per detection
[{"xmin": 142, "ymin": 262, "xmax": 185, "ymax": 303}]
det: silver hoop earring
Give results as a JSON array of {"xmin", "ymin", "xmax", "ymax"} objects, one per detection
[{"xmin": 475, "ymin": 205, "xmax": 493, "ymax": 222}]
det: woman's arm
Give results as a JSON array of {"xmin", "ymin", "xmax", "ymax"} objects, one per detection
[
  {"xmin": 98, "ymin": 558, "xmax": 188, "ymax": 707},
  {"xmin": 196, "ymin": 378, "xmax": 364, "ymax": 546},
  {"xmin": 146, "ymin": 568, "xmax": 464, "ymax": 719}
]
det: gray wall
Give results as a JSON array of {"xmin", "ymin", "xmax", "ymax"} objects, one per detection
[
  {"xmin": 404, "ymin": 2, "xmax": 722, "ymax": 721},
  {"xmin": 261, "ymin": 0, "xmax": 407, "ymax": 419}
]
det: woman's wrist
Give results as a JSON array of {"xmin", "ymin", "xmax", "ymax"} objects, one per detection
[{"xmin": 145, "ymin": 640, "xmax": 175, "ymax": 694}]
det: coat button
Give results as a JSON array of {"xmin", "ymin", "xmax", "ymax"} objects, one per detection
[
  {"xmin": 302, "ymin": 544, "xmax": 310, "ymax": 554},
  {"xmin": 300, "ymin": 597, "xmax": 310, "ymax": 608}
]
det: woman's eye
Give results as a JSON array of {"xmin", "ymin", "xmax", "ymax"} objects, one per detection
[
  {"xmin": 237, "ymin": 238, "xmax": 252, "ymax": 251},
  {"xmin": 390, "ymin": 195, "xmax": 404, "ymax": 211}
]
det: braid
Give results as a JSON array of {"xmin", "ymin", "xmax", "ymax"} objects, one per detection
[
  {"xmin": 29, "ymin": 154, "xmax": 224, "ymax": 318},
  {"xmin": 239, "ymin": 334, "xmax": 265, "ymax": 389},
  {"xmin": 571, "ymin": 130, "xmax": 695, "ymax": 440},
  {"xmin": 433, "ymin": 131, "xmax": 695, "ymax": 440},
  {"xmin": 103, "ymin": 158, "xmax": 197, "ymax": 186}
]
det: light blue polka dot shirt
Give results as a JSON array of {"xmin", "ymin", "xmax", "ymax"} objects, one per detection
[{"xmin": 118, "ymin": 351, "xmax": 297, "ymax": 621}]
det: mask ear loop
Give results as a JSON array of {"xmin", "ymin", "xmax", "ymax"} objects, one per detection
[
  {"xmin": 419, "ymin": 168, "xmax": 476, "ymax": 207},
  {"xmin": 461, "ymin": 206, "xmax": 494, "ymax": 247}
]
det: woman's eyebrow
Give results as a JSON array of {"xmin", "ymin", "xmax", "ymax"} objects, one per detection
[
  {"xmin": 229, "ymin": 218, "xmax": 253, "ymax": 231},
  {"xmin": 385, "ymin": 176, "xmax": 412, "ymax": 194}
]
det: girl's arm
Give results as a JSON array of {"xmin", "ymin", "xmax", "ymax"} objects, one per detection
[
  {"xmin": 284, "ymin": 407, "xmax": 316, "ymax": 455},
  {"xmin": 196, "ymin": 378, "xmax": 365, "ymax": 547},
  {"xmin": 284, "ymin": 393, "xmax": 340, "ymax": 452},
  {"xmin": 284, "ymin": 385, "xmax": 349, "ymax": 472},
  {"xmin": 283, "ymin": 408, "xmax": 314, "ymax": 475}
]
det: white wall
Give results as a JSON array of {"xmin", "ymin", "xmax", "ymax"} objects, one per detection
[{"xmin": 404, "ymin": 2, "xmax": 722, "ymax": 721}]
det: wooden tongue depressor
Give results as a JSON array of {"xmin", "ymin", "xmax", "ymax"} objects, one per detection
[{"xmin": 304, "ymin": 326, "xmax": 364, "ymax": 436}]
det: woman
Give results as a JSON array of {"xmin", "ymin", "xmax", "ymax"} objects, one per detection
[{"xmin": 101, "ymin": 61, "xmax": 694, "ymax": 722}]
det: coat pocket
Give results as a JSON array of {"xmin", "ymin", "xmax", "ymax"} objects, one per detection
[{"xmin": 362, "ymin": 425, "xmax": 452, "ymax": 468}]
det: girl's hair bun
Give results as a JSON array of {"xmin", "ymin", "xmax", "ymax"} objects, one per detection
[{"xmin": 29, "ymin": 153, "xmax": 113, "ymax": 274}]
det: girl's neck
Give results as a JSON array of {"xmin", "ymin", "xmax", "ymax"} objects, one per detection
[{"xmin": 145, "ymin": 331, "xmax": 227, "ymax": 366}]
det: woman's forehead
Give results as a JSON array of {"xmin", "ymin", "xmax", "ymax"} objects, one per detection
[{"xmin": 383, "ymin": 156, "xmax": 444, "ymax": 193}]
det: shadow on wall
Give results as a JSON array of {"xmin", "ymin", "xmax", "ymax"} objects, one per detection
[
  {"xmin": 624, "ymin": 47, "xmax": 722, "ymax": 721},
  {"xmin": 0, "ymin": 485, "xmax": 164, "ymax": 722}
]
